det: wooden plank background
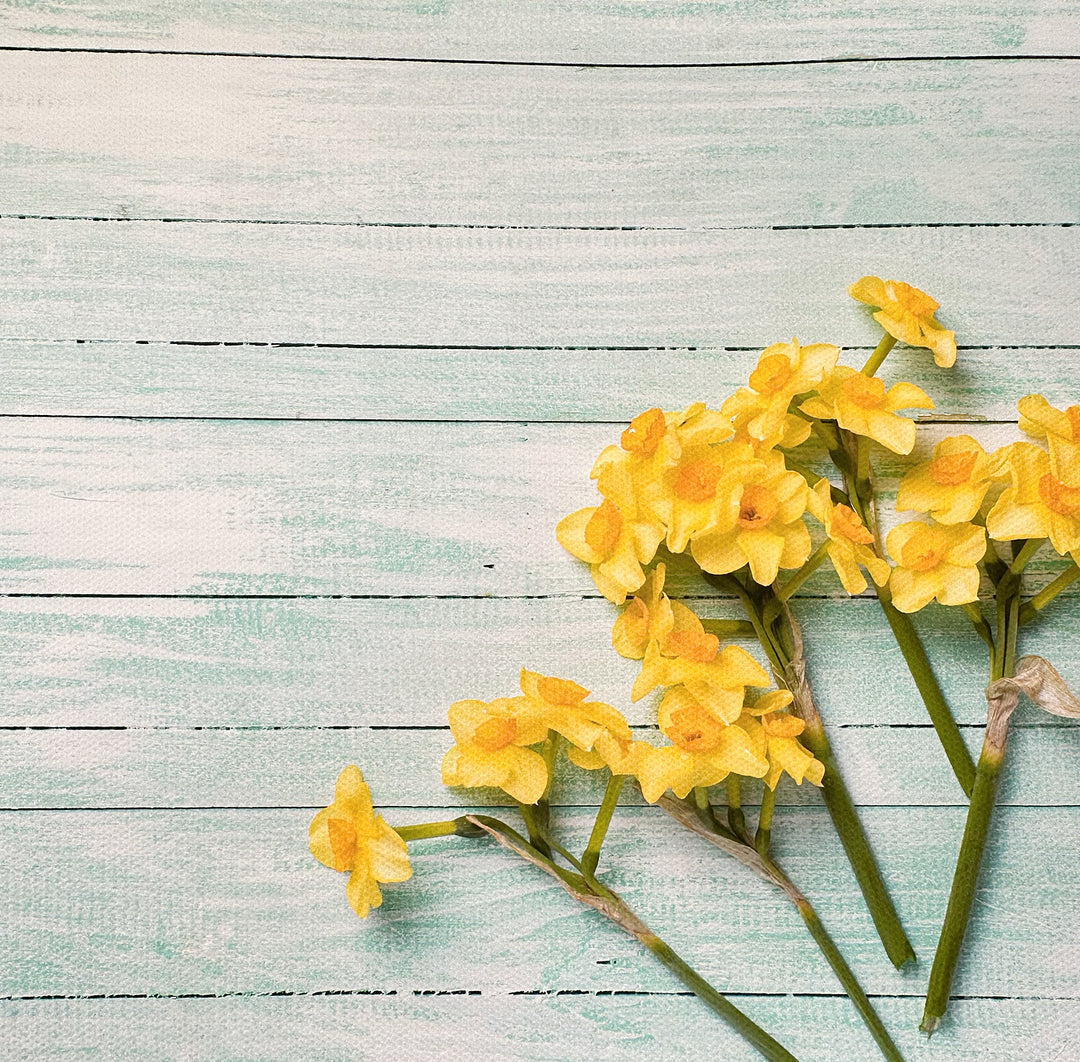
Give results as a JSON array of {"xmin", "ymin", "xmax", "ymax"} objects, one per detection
[{"xmin": 2, "ymin": 3, "xmax": 1079, "ymax": 1060}]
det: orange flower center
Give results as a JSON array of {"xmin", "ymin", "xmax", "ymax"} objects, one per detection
[
  {"xmin": 584, "ymin": 498, "xmax": 622, "ymax": 555},
  {"xmin": 674, "ymin": 458, "xmax": 723, "ymax": 502},
  {"xmin": 832, "ymin": 504, "xmax": 874, "ymax": 544},
  {"xmin": 1038, "ymin": 473, "xmax": 1080, "ymax": 516},
  {"xmin": 749, "ymin": 353, "xmax": 794, "ymax": 396},
  {"xmin": 536, "ymin": 675, "xmax": 588, "ymax": 705},
  {"xmin": 928, "ymin": 450, "xmax": 978, "ymax": 486},
  {"xmin": 667, "ymin": 705, "xmax": 726, "ymax": 753},
  {"xmin": 472, "ymin": 716, "xmax": 518, "ymax": 752},
  {"xmin": 762, "ymin": 713, "xmax": 805, "ymax": 739},
  {"xmin": 664, "ymin": 629, "xmax": 719, "ymax": 664},
  {"xmin": 738, "ymin": 484, "xmax": 779, "ymax": 529},
  {"xmin": 899, "ymin": 525, "xmax": 948, "ymax": 572},
  {"xmin": 1067, "ymin": 406, "xmax": 1080, "ymax": 442},
  {"xmin": 841, "ymin": 373, "xmax": 887, "ymax": 409},
  {"xmin": 621, "ymin": 407, "xmax": 667, "ymax": 454},
  {"xmin": 327, "ymin": 817, "xmax": 358, "ymax": 871}
]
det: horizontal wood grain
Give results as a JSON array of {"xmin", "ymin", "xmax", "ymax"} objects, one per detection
[
  {"xmin": 0, "ymin": 418, "xmax": 1071, "ymax": 595},
  {"xmin": 2, "ymin": 220, "xmax": 1076, "ymax": 346},
  {"xmin": 0, "ymin": 340, "xmax": 1074, "ymax": 421},
  {"xmin": 3, "ymin": 721, "xmax": 1078, "ymax": 810},
  {"xmin": 3, "ymin": 806, "xmax": 1077, "ymax": 999},
  {"xmin": 1, "ymin": 0, "xmax": 1077, "ymax": 64},
  {"xmin": 3, "ymin": 55, "xmax": 1079, "ymax": 227},
  {"xmin": 6, "ymin": 594, "xmax": 1076, "ymax": 729},
  {"xmin": 3, "ymin": 994, "xmax": 1077, "ymax": 1062}
]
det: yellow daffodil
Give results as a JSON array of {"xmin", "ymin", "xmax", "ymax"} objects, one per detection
[
  {"xmin": 632, "ymin": 640, "xmax": 770, "ymax": 724},
  {"xmin": 634, "ymin": 712, "xmax": 769, "ymax": 803},
  {"xmin": 689, "ymin": 450, "xmax": 811, "ymax": 585},
  {"xmin": 442, "ymin": 696, "xmax": 551, "ymax": 804},
  {"xmin": 848, "ymin": 276, "xmax": 957, "ymax": 368},
  {"xmin": 895, "ymin": 435, "xmax": 992, "ymax": 524},
  {"xmin": 808, "ymin": 479, "xmax": 890, "ymax": 594},
  {"xmin": 591, "ymin": 403, "xmax": 733, "ymax": 519},
  {"xmin": 519, "ymin": 668, "xmax": 633, "ymax": 753},
  {"xmin": 309, "ymin": 765, "xmax": 412, "ymax": 918},
  {"xmin": 721, "ymin": 339, "xmax": 840, "ymax": 445},
  {"xmin": 556, "ymin": 496, "xmax": 664, "ymax": 604},
  {"xmin": 986, "ymin": 442, "xmax": 1080, "ymax": 560},
  {"xmin": 799, "ymin": 366, "xmax": 933, "ymax": 455},
  {"xmin": 611, "ymin": 562, "xmax": 730, "ymax": 670},
  {"xmin": 885, "ymin": 520, "xmax": 985, "ymax": 613},
  {"xmin": 653, "ymin": 442, "xmax": 732, "ymax": 553},
  {"xmin": 737, "ymin": 697, "xmax": 824, "ymax": 790},
  {"xmin": 1017, "ymin": 394, "xmax": 1080, "ymax": 475}
]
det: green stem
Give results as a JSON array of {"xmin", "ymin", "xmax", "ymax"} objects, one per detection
[
  {"xmin": 920, "ymin": 739, "xmax": 1008, "ymax": 1034},
  {"xmin": 797, "ymin": 710, "xmax": 916, "ymax": 968},
  {"xmin": 581, "ymin": 773, "xmax": 626, "ymax": 877},
  {"xmin": 517, "ymin": 801, "xmax": 552, "ymax": 859},
  {"xmin": 838, "ymin": 414, "xmax": 976, "ymax": 795},
  {"xmin": 1019, "ymin": 563, "xmax": 1080, "ymax": 624},
  {"xmin": 876, "ymin": 583, "xmax": 976, "ymax": 797},
  {"xmin": 961, "ymin": 601, "xmax": 995, "ymax": 657},
  {"xmin": 922, "ymin": 566, "xmax": 1024, "ymax": 1033},
  {"xmin": 860, "ymin": 333, "xmax": 898, "ymax": 377},
  {"xmin": 776, "ymin": 540, "xmax": 830, "ymax": 602},
  {"xmin": 700, "ymin": 617, "xmax": 759, "ymax": 640},
  {"xmin": 764, "ymin": 591, "xmax": 917, "ymax": 969},
  {"xmin": 469, "ymin": 813, "xmax": 805, "ymax": 1062},
  {"xmin": 394, "ymin": 817, "xmax": 485, "ymax": 841},
  {"xmin": 761, "ymin": 857, "xmax": 907, "ymax": 1062},
  {"xmin": 640, "ymin": 933, "xmax": 804, "ymax": 1062},
  {"xmin": 755, "ymin": 785, "xmax": 776, "ymax": 856},
  {"xmin": 726, "ymin": 775, "xmax": 750, "ymax": 842},
  {"xmin": 1008, "ymin": 537, "xmax": 1043, "ymax": 575},
  {"xmin": 703, "ymin": 572, "xmax": 785, "ymax": 671}
]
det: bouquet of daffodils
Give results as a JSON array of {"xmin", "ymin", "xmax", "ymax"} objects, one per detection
[{"xmin": 307, "ymin": 278, "xmax": 1080, "ymax": 1061}]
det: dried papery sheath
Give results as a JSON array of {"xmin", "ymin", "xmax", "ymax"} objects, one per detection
[{"xmin": 988, "ymin": 654, "xmax": 1080, "ymax": 722}]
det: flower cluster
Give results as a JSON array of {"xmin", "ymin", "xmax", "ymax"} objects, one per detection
[
  {"xmin": 886, "ymin": 397, "xmax": 1080, "ymax": 612},
  {"xmin": 612, "ymin": 565, "xmax": 824, "ymax": 800},
  {"xmin": 558, "ymin": 278, "xmax": 949, "ymax": 607}
]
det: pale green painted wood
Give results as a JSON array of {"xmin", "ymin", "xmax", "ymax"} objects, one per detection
[
  {"xmin": 0, "ymin": 339, "xmax": 1074, "ymax": 421},
  {"xmin": 3, "ymin": 995, "xmax": 1077, "ymax": 1062},
  {"xmin": 2, "ymin": 220, "xmax": 1075, "ymax": 345},
  {"xmin": 3, "ymin": 807, "xmax": 1077, "ymax": 999},
  {"xmin": 4, "ymin": 595, "xmax": 1076, "ymax": 728},
  {"xmin": 0, "ymin": 0, "xmax": 1076, "ymax": 63},
  {"xmin": 3, "ymin": 54, "xmax": 1079, "ymax": 227},
  {"xmin": 0, "ymin": 418, "xmax": 1072, "ymax": 595},
  {"xmin": 3, "ymin": 721, "xmax": 1077, "ymax": 809}
]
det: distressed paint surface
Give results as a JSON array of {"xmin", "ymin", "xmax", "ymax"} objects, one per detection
[
  {"xmin": 2, "ymin": 219, "xmax": 1077, "ymax": 345},
  {"xmin": 0, "ymin": 339, "xmax": 1076, "ymax": 421},
  {"xmin": 2, "ymin": 3, "xmax": 1079, "ymax": 1059},
  {"xmin": 0, "ymin": 0, "xmax": 1077, "ymax": 63},
  {"xmin": 4, "ymin": 807, "xmax": 1080, "ymax": 999},
  {"xmin": 2, "ymin": 55, "xmax": 1079, "ymax": 227}
]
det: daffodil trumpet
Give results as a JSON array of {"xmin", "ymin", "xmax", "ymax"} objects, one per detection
[
  {"xmin": 704, "ymin": 569, "xmax": 917, "ymax": 971},
  {"xmin": 657, "ymin": 791, "xmax": 907, "ymax": 1062},
  {"xmin": 466, "ymin": 813, "xmax": 806, "ymax": 1062}
]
